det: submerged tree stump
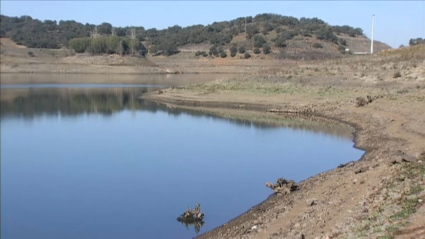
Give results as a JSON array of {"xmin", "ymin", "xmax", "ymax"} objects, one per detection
[
  {"xmin": 265, "ymin": 177, "xmax": 298, "ymax": 195},
  {"xmin": 177, "ymin": 203, "xmax": 205, "ymax": 234},
  {"xmin": 178, "ymin": 202, "xmax": 204, "ymax": 222}
]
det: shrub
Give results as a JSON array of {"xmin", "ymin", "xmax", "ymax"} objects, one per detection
[
  {"xmin": 202, "ymin": 51, "xmax": 208, "ymax": 57},
  {"xmin": 220, "ymin": 51, "xmax": 227, "ymax": 58},
  {"xmin": 253, "ymin": 35, "xmax": 266, "ymax": 48},
  {"xmin": 338, "ymin": 38, "xmax": 347, "ymax": 46},
  {"xmin": 262, "ymin": 22, "xmax": 273, "ymax": 32},
  {"xmin": 238, "ymin": 46, "xmax": 246, "ymax": 54},
  {"xmin": 209, "ymin": 46, "xmax": 219, "ymax": 56},
  {"xmin": 274, "ymin": 37, "xmax": 287, "ymax": 48},
  {"xmin": 246, "ymin": 24, "xmax": 259, "ymax": 39},
  {"xmin": 312, "ymin": 43, "xmax": 323, "ymax": 48},
  {"xmin": 69, "ymin": 37, "xmax": 91, "ymax": 53},
  {"xmin": 27, "ymin": 51, "xmax": 34, "ymax": 57},
  {"xmin": 90, "ymin": 37, "xmax": 107, "ymax": 54},
  {"xmin": 262, "ymin": 44, "xmax": 271, "ymax": 54},
  {"xmin": 253, "ymin": 47, "xmax": 261, "ymax": 54},
  {"xmin": 244, "ymin": 52, "xmax": 251, "ymax": 59},
  {"xmin": 230, "ymin": 46, "xmax": 237, "ymax": 55},
  {"xmin": 106, "ymin": 35, "xmax": 121, "ymax": 54}
]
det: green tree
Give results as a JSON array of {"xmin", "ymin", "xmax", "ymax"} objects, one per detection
[
  {"xmin": 262, "ymin": 22, "xmax": 273, "ymax": 33},
  {"xmin": 253, "ymin": 35, "xmax": 266, "ymax": 48},
  {"xmin": 209, "ymin": 46, "xmax": 219, "ymax": 56},
  {"xmin": 244, "ymin": 52, "xmax": 251, "ymax": 59},
  {"xmin": 129, "ymin": 39, "xmax": 141, "ymax": 55},
  {"xmin": 90, "ymin": 37, "xmax": 107, "ymax": 54},
  {"xmin": 220, "ymin": 51, "xmax": 227, "ymax": 58},
  {"xmin": 274, "ymin": 37, "xmax": 287, "ymax": 48},
  {"xmin": 253, "ymin": 47, "xmax": 261, "ymax": 54},
  {"xmin": 98, "ymin": 22, "xmax": 113, "ymax": 35},
  {"xmin": 230, "ymin": 46, "xmax": 237, "ymax": 57},
  {"xmin": 106, "ymin": 35, "xmax": 121, "ymax": 54},
  {"xmin": 69, "ymin": 37, "xmax": 91, "ymax": 53},
  {"xmin": 238, "ymin": 46, "xmax": 246, "ymax": 54},
  {"xmin": 246, "ymin": 24, "xmax": 259, "ymax": 39}
]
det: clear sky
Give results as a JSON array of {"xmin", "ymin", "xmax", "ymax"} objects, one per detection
[{"xmin": 1, "ymin": 1, "xmax": 424, "ymax": 48}]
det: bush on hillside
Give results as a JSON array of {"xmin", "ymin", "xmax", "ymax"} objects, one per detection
[
  {"xmin": 209, "ymin": 46, "xmax": 219, "ymax": 56},
  {"xmin": 230, "ymin": 46, "xmax": 237, "ymax": 55},
  {"xmin": 253, "ymin": 35, "xmax": 266, "ymax": 48},
  {"xmin": 262, "ymin": 44, "xmax": 271, "ymax": 54},
  {"xmin": 69, "ymin": 37, "xmax": 91, "ymax": 53}
]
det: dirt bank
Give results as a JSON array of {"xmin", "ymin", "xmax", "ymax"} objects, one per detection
[{"xmin": 140, "ymin": 48, "xmax": 425, "ymax": 239}]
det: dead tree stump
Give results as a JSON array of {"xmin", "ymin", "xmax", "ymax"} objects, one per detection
[{"xmin": 265, "ymin": 177, "xmax": 298, "ymax": 195}]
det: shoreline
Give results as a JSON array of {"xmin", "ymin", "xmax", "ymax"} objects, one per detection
[{"xmin": 139, "ymin": 74, "xmax": 425, "ymax": 238}]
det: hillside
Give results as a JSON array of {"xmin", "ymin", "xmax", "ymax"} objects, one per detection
[{"xmin": 0, "ymin": 13, "xmax": 391, "ymax": 59}]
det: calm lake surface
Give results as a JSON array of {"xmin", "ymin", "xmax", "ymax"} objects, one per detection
[{"xmin": 1, "ymin": 74, "xmax": 364, "ymax": 239}]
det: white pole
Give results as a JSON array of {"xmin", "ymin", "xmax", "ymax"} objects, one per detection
[
  {"xmin": 371, "ymin": 15, "xmax": 375, "ymax": 54},
  {"xmin": 245, "ymin": 17, "xmax": 247, "ymax": 38}
]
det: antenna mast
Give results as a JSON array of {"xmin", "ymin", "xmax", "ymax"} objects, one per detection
[
  {"xmin": 245, "ymin": 17, "xmax": 247, "ymax": 38},
  {"xmin": 371, "ymin": 15, "xmax": 375, "ymax": 54}
]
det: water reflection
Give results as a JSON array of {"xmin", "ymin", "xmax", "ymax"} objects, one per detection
[
  {"xmin": 177, "ymin": 218, "xmax": 205, "ymax": 234},
  {"xmin": 1, "ymin": 85, "xmax": 364, "ymax": 239},
  {"xmin": 0, "ymin": 87, "xmax": 355, "ymax": 138}
]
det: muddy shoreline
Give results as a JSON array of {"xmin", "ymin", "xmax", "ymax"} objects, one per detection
[{"xmin": 140, "ymin": 71, "xmax": 425, "ymax": 239}]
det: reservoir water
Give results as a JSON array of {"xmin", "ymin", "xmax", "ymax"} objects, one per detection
[{"xmin": 0, "ymin": 74, "xmax": 364, "ymax": 239}]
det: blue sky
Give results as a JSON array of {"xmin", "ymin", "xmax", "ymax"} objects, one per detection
[{"xmin": 1, "ymin": 1, "xmax": 424, "ymax": 48}]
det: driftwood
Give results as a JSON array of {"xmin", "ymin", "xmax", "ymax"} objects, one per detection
[
  {"xmin": 265, "ymin": 178, "xmax": 298, "ymax": 195},
  {"xmin": 177, "ymin": 203, "xmax": 205, "ymax": 234}
]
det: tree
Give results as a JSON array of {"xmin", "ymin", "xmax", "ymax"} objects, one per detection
[
  {"xmin": 139, "ymin": 42, "xmax": 148, "ymax": 56},
  {"xmin": 246, "ymin": 24, "xmax": 259, "ymax": 39},
  {"xmin": 262, "ymin": 22, "xmax": 273, "ymax": 32},
  {"xmin": 129, "ymin": 39, "xmax": 140, "ymax": 56},
  {"xmin": 238, "ymin": 46, "xmax": 246, "ymax": 54},
  {"xmin": 230, "ymin": 46, "xmax": 237, "ymax": 57},
  {"xmin": 409, "ymin": 38, "xmax": 425, "ymax": 46},
  {"xmin": 338, "ymin": 38, "xmax": 347, "ymax": 46},
  {"xmin": 253, "ymin": 35, "xmax": 266, "ymax": 48},
  {"xmin": 98, "ymin": 22, "xmax": 112, "ymax": 35},
  {"xmin": 90, "ymin": 37, "xmax": 107, "ymax": 54},
  {"xmin": 209, "ymin": 46, "xmax": 218, "ymax": 56},
  {"xmin": 274, "ymin": 37, "xmax": 287, "ymax": 48},
  {"xmin": 220, "ymin": 51, "xmax": 227, "ymax": 58},
  {"xmin": 253, "ymin": 47, "xmax": 261, "ymax": 54},
  {"xmin": 106, "ymin": 35, "xmax": 121, "ymax": 54},
  {"xmin": 69, "ymin": 37, "xmax": 91, "ymax": 53},
  {"xmin": 244, "ymin": 52, "xmax": 251, "ymax": 59},
  {"xmin": 262, "ymin": 44, "xmax": 271, "ymax": 54}
]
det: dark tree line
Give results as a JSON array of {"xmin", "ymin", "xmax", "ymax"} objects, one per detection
[
  {"xmin": 1, "ymin": 13, "xmax": 365, "ymax": 56},
  {"xmin": 409, "ymin": 38, "xmax": 425, "ymax": 46}
]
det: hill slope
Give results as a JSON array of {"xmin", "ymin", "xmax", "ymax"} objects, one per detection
[{"xmin": 0, "ymin": 13, "xmax": 391, "ymax": 59}]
